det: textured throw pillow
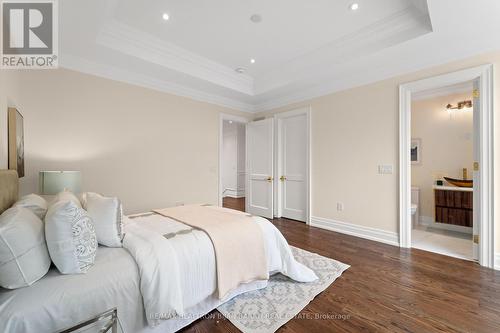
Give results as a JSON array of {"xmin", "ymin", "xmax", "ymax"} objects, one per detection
[
  {"xmin": 0, "ymin": 207, "xmax": 51, "ymax": 289},
  {"xmin": 83, "ymin": 192, "xmax": 123, "ymax": 247},
  {"xmin": 13, "ymin": 194, "xmax": 48, "ymax": 220},
  {"xmin": 54, "ymin": 190, "xmax": 82, "ymax": 208},
  {"xmin": 45, "ymin": 200, "xmax": 97, "ymax": 274}
]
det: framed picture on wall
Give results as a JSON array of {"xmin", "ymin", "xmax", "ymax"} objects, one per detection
[
  {"xmin": 8, "ymin": 108, "xmax": 25, "ymax": 178},
  {"xmin": 411, "ymin": 138, "xmax": 421, "ymax": 165}
]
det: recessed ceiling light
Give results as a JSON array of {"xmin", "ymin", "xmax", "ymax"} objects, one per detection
[
  {"xmin": 162, "ymin": 13, "xmax": 170, "ymax": 21},
  {"xmin": 349, "ymin": 3, "xmax": 359, "ymax": 11},
  {"xmin": 235, "ymin": 67, "xmax": 246, "ymax": 74},
  {"xmin": 250, "ymin": 14, "xmax": 262, "ymax": 23},
  {"xmin": 250, "ymin": 59, "xmax": 256, "ymax": 64}
]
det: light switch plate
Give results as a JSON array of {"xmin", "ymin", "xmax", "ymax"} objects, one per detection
[{"xmin": 378, "ymin": 165, "xmax": 393, "ymax": 174}]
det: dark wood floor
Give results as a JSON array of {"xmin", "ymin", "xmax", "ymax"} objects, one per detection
[
  {"xmin": 181, "ymin": 197, "xmax": 500, "ymax": 333},
  {"xmin": 222, "ymin": 197, "xmax": 245, "ymax": 212}
]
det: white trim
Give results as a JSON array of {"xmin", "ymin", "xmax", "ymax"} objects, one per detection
[
  {"xmin": 399, "ymin": 64, "xmax": 495, "ymax": 269},
  {"xmin": 273, "ymin": 107, "xmax": 311, "ymax": 224},
  {"xmin": 218, "ymin": 113, "xmax": 249, "ymax": 207},
  {"xmin": 96, "ymin": 20, "xmax": 254, "ymax": 95},
  {"xmin": 60, "ymin": 54, "xmax": 256, "ymax": 113},
  {"xmin": 311, "ymin": 216, "xmax": 399, "ymax": 247},
  {"xmin": 222, "ymin": 188, "xmax": 245, "ymax": 199},
  {"xmin": 495, "ymin": 253, "xmax": 500, "ymax": 271}
]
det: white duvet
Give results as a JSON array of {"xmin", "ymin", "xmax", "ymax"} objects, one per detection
[{"xmin": 123, "ymin": 213, "xmax": 318, "ymax": 327}]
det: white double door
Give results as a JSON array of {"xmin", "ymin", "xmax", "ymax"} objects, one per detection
[{"xmin": 246, "ymin": 111, "xmax": 308, "ymax": 222}]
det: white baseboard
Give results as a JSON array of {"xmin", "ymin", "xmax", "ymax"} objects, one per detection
[
  {"xmin": 311, "ymin": 216, "xmax": 399, "ymax": 247},
  {"xmin": 495, "ymin": 253, "xmax": 500, "ymax": 271},
  {"xmin": 419, "ymin": 215, "xmax": 473, "ymax": 234},
  {"xmin": 223, "ymin": 188, "xmax": 245, "ymax": 198}
]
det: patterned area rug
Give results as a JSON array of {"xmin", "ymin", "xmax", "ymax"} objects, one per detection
[{"xmin": 217, "ymin": 246, "xmax": 349, "ymax": 333}]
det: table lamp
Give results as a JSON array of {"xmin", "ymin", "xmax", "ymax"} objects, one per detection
[{"xmin": 39, "ymin": 171, "xmax": 82, "ymax": 195}]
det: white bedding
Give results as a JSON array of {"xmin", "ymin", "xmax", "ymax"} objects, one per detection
[
  {"xmin": 0, "ymin": 247, "xmax": 146, "ymax": 333},
  {"xmin": 123, "ymin": 213, "xmax": 317, "ymax": 327},
  {"xmin": 0, "ymin": 213, "xmax": 317, "ymax": 333}
]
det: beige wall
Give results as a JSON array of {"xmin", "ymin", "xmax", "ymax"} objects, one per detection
[
  {"xmin": 411, "ymin": 92, "xmax": 474, "ymax": 219},
  {"xmin": 0, "ymin": 69, "xmax": 250, "ymax": 214},
  {"xmin": 255, "ymin": 50, "xmax": 500, "ymax": 252}
]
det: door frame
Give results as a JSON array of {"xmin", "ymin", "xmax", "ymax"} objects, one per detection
[
  {"xmin": 218, "ymin": 113, "xmax": 249, "ymax": 207},
  {"xmin": 274, "ymin": 107, "xmax": 312, "ymax": 224},
  {"xmin": 399, "ymin": 64, "xmax": 495, "ymax": 269}
]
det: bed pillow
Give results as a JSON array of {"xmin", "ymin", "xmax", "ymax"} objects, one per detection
[
  {"xmin": 45, "ymin": 200, "xmax": 97, "ymax": 274},
  {"xmin": 0, "ymin": 207, "xmax": 51, "ymax": 289},
  {"xmin": 54, "ymin": 190, "xmax": 82, "ymax": 208},
  {"xmin": 13, "ymin": 194, "xmax": 48, "ymax": 220},
  {"xmin": 83, "ymin": 192, "xmax": 123, "ymax": 247}
]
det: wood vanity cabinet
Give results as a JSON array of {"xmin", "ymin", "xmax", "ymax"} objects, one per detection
[{"xmin": 434, "ymin": 189, "xmax": 473, "ymax": 227}]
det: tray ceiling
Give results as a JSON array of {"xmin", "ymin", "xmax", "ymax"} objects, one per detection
[{"xmin": 59, "ymin": 0, "xmax": 500, "ymax": 112}]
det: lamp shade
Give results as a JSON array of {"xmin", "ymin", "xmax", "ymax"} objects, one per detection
[{"xmin": 39, "ymin": 171, "xmax": 82, "ymax": 195}]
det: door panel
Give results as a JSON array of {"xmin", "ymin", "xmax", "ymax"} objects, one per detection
[
  {"xmin": 279, "ymin": 113, "xmax": 307, "ymax": 222},
  {"xmin": 246, "ymin": 118, "xmax": 274, "ymax": 218}
]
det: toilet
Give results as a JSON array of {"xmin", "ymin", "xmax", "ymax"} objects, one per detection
[{"xmin": 411, "ymin": 187, "xmax": 420, "ymax": 228}]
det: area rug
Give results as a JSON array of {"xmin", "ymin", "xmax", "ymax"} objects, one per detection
[{"xmin": 217, "ymin": 246, "xmax": 350, "ymax": 333}]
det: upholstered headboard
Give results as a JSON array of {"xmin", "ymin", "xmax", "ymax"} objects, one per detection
[{"xmin": 0, "ymin": 170, "xmax": 18, "ymax": 214}]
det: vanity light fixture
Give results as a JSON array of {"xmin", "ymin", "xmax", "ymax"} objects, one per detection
[{"xmin": 446, "ymin": 100, "xmax": 473, "ymax": 112}]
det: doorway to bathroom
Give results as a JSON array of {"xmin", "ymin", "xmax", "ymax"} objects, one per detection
[
  {"xmin": 409, "ymin": 81, "xmax": 475, "ymax": 260},
  {"xmin": 399, "ymin": 65, "xmax": 495, "ymax": 269}
]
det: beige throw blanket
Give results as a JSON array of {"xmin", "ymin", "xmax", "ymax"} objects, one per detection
[{"xmin": 154, "ymin": 205, "xmax": 269, "ymax": 299}]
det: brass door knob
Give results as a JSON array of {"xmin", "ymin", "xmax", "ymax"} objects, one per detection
[
  {"xmin": 280, "ymin": 176, "xmax": 287, "ymax": 181},
  {"xmin": 266, "ymin": 176, "xmax": 273, "ymax": 182}
]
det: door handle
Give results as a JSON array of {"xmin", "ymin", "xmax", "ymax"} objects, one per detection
[
  {"xmin": 267, "ymin": 176, "xmax": 273, "ymax": 182},
  {"xmin": 280, "ymin": 176, "xmax": 287, "ymax": 181}
]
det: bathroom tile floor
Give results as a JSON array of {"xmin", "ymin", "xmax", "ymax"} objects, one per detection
[{"xmin": 412, "ymin": 225, "xmax": 473, "ymax": 260}]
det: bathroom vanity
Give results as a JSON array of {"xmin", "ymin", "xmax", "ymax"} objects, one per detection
[{"xmin": 434, "ymin": 186, "xmax": 473, "ymax": 227}]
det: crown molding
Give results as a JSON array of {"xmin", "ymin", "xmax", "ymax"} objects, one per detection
[
  {"xmin": 60, "ymin": 54, "xmax": 256, "ymax": 113},
  {"xmin": 254, "ymin": 5, "xmax": 433, "ymax": 94},
  {"xmin": 96, "ymin": 20, "xmax": 255, "ymax": 95}
]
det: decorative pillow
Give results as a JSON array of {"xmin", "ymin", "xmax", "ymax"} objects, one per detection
[
  {"xmin": 83, "ymin": 192, "xmax": 123, "ymax": 247},
  {"xmin": 45, "ymin": 200, "xmax": 97, "ymax": 274},
  {"xmin": 13, "ymin": 194, "xmax": 48, "ymax": 220},
  {"xmin": 0, "ymin": 207, "xmax": 51, "ymax": 289},
  {"xmin": 54, "ymin": 190, "xmax": 82, "ymax": 208}
]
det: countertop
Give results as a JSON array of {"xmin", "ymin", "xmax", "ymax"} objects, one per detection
[{"xmin": 433, "ymin": 185, "xmax": 473, "ymax": 192}]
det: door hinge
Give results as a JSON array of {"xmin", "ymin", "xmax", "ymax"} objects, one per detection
[
  {"xmin": 473, "ymin": 89, "xmax": 480, "ymax": 98},
  {"xmin": 473, "ymin": 234, "xmax": 479, "ymax": 244},
  {"xmin": 474, "ymin": 162, "xmax": 479, "ymax": 171}
]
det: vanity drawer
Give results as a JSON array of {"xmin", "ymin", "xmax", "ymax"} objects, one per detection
[
  {"xmin": 435, "ymin": 207, "xmax": 473, "ymax": 227},
  {"xmin": 435, "ymin": 189, "xmax": 472, "ymax": 209}
]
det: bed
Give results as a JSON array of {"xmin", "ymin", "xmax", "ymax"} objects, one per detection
[{"xmin": 0, "ymin": 170, "xmax": 317, "ymax": 332}]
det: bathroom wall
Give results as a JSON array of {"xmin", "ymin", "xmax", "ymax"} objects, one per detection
[{"xmin": 411, "ymin": 91, "xmax": 474, "ymax": 221}]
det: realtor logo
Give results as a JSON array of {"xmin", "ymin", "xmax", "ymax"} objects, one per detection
[{"xmin": 1, "ymin": 0, "xmax": 58, "ymax": 69}]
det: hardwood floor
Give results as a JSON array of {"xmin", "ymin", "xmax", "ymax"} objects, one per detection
[
  {"xmin": 180, "ymin": 199, "xmax": 500, "ymax": 333},
  {"xmin": 222, "ymin": 197, "xmax": 245, "ymax": 212}
]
